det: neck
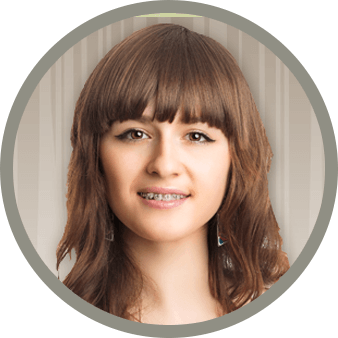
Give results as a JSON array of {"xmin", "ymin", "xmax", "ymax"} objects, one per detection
[{"xmin": 124, "ymin": 225, "xmax": 221, "ymax": 324}]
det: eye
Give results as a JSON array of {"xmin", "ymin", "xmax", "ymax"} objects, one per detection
[
  {"xmin": 115, "ymin": 129, "xmax": 150, "ymax": 141},
  {"xmin": 189, "ymin": 132, "xmax": 204, "ymax": 142},
  {"xmin": 186, "ymin": 132, "xmax": 215, "ymax": 144},
  {"xmin": 129, "ymin": 130, "xmax": 146, "ymax": 140}
]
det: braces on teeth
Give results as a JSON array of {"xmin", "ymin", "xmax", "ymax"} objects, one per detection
[{"xmin": 139, "ymin": 193, "xmax": 186, "ymax": 201}]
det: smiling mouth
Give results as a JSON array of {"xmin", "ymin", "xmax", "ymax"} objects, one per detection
[{"xmin": 137, "ymin": 192, "xmax": 190, "ymax": 201}]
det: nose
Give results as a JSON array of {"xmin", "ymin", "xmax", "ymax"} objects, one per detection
[{"xmin": 146, "ymin": 136, "xmax": 183, "ymax": 178}]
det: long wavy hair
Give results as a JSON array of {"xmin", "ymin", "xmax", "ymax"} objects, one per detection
[{"xmin": 56, "ymin": 23, "xmax": 289, "ymax": 321}]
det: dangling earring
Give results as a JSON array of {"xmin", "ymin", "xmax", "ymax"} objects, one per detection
[
  {"xmin": 105, "ymin": 233, "xmax": 114, "ymax": 241},
  {"xmin": 217, "ymin": 213, "xmax": 226, "ymax": 247}
]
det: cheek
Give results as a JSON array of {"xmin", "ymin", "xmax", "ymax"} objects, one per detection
[
  {"xmin": 100, "ymin": 146, "xmax": 119, "ymax": 197},
  {"xmin": 194, "ymin": 150, "xmax": 230, "ymax": 209},
  {"xmin": 101, "ymin": 148, "xmax": 143, "ymax": 206}
]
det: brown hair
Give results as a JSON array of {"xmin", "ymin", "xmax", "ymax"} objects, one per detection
[{"xmin": 56, "ymin": 23, "xmax": 289, "ymax": 320}]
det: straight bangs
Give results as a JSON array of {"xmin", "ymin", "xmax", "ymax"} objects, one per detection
[{"xmin": 83, "ymin": 24, "xmax": 246, "ymax": 138}]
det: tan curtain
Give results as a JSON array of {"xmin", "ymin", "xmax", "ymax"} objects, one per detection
[{"xmin": 14, "ymin": 16, "xmax": 324, "ymax": 279}]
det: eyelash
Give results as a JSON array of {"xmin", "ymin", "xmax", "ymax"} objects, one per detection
[{"xmin": 115, "ymin": 129, "xmax": 215, "ymax": 144}]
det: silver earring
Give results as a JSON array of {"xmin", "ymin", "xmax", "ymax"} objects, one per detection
[
  {"xmin": 105, "ymin": 231, "xmax": 114, "ymax": 241},
  {"xmin": 217, "ymin": 213, "xmax": 226, "ymax": 247}
]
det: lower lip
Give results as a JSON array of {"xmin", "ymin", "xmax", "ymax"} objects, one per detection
[{"xmin": 138, "ymin": 194, "xmax": 189, "ymax": 210}]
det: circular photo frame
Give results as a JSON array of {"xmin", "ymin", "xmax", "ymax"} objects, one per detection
[{"xmin": 1, "ymin": 1, "xmax": 338, "ymax": 337}]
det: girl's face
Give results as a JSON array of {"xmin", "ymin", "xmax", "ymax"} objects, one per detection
[{"xmin": 100, "ymin": 106, "xmax": 231, "ymax": 243}]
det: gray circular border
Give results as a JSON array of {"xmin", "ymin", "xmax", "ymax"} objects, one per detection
[{"xmin": 1, "ymin": 1, "xmax": 337, "ymax": 337}]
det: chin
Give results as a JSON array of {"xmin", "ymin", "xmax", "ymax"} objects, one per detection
[{"xmin": 125, "ymin": 219, "xmax": 206, "ymax": 244}]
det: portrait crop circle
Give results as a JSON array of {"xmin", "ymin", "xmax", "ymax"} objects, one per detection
[{"xmin": 1, "ymin": 1, "xmax": 337, "ymax": 337}]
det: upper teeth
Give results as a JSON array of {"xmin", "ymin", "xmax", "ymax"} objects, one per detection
[{"xmin": 139, "ymin": 193, "xmax": 186, "ymax": 201}]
